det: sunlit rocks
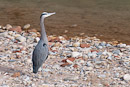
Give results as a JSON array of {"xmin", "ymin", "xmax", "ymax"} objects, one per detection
[
  {"xmin": 16, "ymin": 36, "xmax": 26, "ymax": 42},
  {"xmin": 80, "ymin": 44, "xmax": 90, "ymax": 48},
  {"xmin": 5, "ymin": 24, "xmax": 12, "ymax": 30},
  {"xmin": 9, "ymin": 26, "xmax": 22, "ymax": 33},
  {"xmin": 71, "ymin": 52, "xmax": 82, "ymax": 58},
  {"xmin": 73, "ymin": 42, "xmax": 80, "ymax": 47},
  {"xmin": 23, "ymin": 24, "xmax": 31, "ymax": 30},
  {"xmin": 0, "ymin": 25, "xmax": 130, "ymax": 87},
  {"xmin": 123, "ymin": 74, "xmax": 130, "ymax": 81}
]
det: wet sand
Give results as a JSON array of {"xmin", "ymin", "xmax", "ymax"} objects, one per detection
[{"xmin": 0, "ymin": 0, "xmax": 130, "ymax": 44}]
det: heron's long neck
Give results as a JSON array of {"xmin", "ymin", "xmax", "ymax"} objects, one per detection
[{"xmin": 40, "ymin": 18, "xmax": 48, "ymax": 45}]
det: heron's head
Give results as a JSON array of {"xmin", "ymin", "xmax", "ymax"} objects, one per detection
[{"xmin": 40, "ymin": 12, "xmax": 56, "ymax": 18}]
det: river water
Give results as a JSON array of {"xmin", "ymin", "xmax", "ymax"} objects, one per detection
[{"xmin": 0, "ymin": 0, "xmax": 130, "ymax": 44}]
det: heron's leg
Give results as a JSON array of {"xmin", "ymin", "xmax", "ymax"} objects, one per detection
[{"xmin": 41, "ymin": 66, "xmax": 44, "ymax": 76}]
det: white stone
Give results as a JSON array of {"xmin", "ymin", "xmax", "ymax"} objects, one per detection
[
  {"xmin": 79, "ymin": 60, "xmax": 85, "ymax": 64},
  {"xmin": 5, "ymin": 24, "xmax": 12, "ymax": 30},
  {"xmin": 87, "ymin": 67, "xmax": 93, "ymax": 70},
  {"xmin": 23, "ymin": 24, "xmax": 30, "ymax": 29},
  {"xmin": 43, "ymin": 69, "xmax": 51, "ymax": 72},
  {"xmin": 123, "ymin": 74, "xmax": 130, "ymax": 81},
  {"xmin": 2, "ymin": 27, "xmax": 6, "ymax": 30},
  {"xmin": 27, "ymin": 59, "xmax": 32, "ymax": 64},
  {"xmin": 8, "ymin": 31, "xmax": 13, "ymax": 35},
  {"xmin": 117, "ymin": 44, "xmax": 126, "ymax": 48},
  {"xmin": 16, "ymin": 36, "xmax": 26, "ymax": 42},
  {"xmin": 34, "ymin": 37, "xmax": 40, "ymax": 42},
  {"xmin": 0, "ymin": 32, "xmax": 8, "ymax": 37},
  {"xmin": 66, "ymin": 59, "xmax": 73, "ymax": 64},
  {"xmin": 14, "ymin": 34, "xmax": 21, "ymax": 37},
  {"xmin": 53, "ymin": 65, "xmax": 60, "ymax": 70},
  {"xmin": 71, "ymin": 52, "xmax": 82, "ymax": 58},
  {"xmin": 73, "ymin": 42, "xmax": 80, "ymax": 47}
]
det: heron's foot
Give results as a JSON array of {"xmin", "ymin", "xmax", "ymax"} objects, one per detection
[
  {"xmin": 41, "ymin": 67, "xmax": 44, "ymax": 77},
  {"xmin": 32, "ymin": 73, "xmax": 39, "ymax": 78}
]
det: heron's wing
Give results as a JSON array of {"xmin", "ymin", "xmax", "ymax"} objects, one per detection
[{"xmin": 32, "ymin": 43, "xmax": 48, "ymax": 68}]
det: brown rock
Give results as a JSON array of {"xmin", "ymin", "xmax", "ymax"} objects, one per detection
[
  {"xmin": 9, "ymin": 26, "xmax": 22, "ymax": 33},
  {"xmin": 48, "ymin": 37, "xmax": 61, "ymax": 42},
  {"xmin": 61, "ymin": 59, "xmax": 67, "ymax": 63},
  {"xmin": 11, "ymin": 72, "xmax": 20, "ymax": 77},
  {"xmin": 27, "ymin": 29, "xmax": 37, "ymax": 33},
  {"xmin": 61, "ymin": 57, "xmax": 75, "ymax": 63},
  {"xmin": 80, "ymin": 44, "xmax": 90, "ymax": 48},
  {"xmin": 12, "ymin": 50, "xmax": 21, "ymax": 53},
  {"xmin": 67, "ymin": 58, "xmax": 75, "ymax": 62},
  {"xmin": 91, "ymin": 50, "xmax": 99, "ymax": 53},
  {"xmin": 60, "ymin": 63, "xmax": 71, "ymax": 67},
  {"xmin": 73, "ymin": 64, "xmax": 78, "ymax": 68}
]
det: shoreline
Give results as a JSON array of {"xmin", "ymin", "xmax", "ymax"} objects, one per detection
[{"xmin": 0, "ymin": 24, "xmax": 129, "ymax": 45}]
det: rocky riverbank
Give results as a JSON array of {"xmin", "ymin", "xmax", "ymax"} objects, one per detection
[{"xmin": 0, "ymin": 24, "xmax": 130, "ymax": 87}]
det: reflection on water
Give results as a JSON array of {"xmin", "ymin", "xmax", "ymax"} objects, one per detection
[{"xmin": 0, "ymin": 0, "xmax": 130, "ymax": 44}]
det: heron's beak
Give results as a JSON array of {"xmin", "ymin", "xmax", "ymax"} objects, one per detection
[{"xmin": 47, "ymin": 12, "xmax": 56, "ymax": 17}]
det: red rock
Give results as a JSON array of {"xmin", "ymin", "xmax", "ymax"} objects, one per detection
[
  {"xmin": 73, "ymin": 64, "xmax": 78, "ymax": 68},
  {"xmin": 61, "ymin": 59, "xmax": 67, "ymax": 63},
  {"xmin": 67, "ymin": 57, "xmax": 75, "ymax": 62},
  {"xmin": 80, "ymin": 44, "xmax": 90, "ymax": 48},
  {"xmin": 51, "ymin": 50, "xmax": 58, "ymax": 52},
  {"xmin": 114, "ymin": 56, "xmax": 119, "ymax": 58},
  {"xmin": 11, "ymin": 72, "xmax": 20, "ymax": 77},
  {"xmin": 20, "ymin": 47, "xmax": 26, "ymax": 51},
  {"xmin": 12, "ymin": 50, "xmax": 21, "ymax": 53},
  {"xmin": 77, "ymin": 57, "xmax": 83, "ymax": 60},
  {"xmin": 91, "ymin": 50, "xmax": 99, "ymax": 52},
  {"xmin": 48, "ymin": 37, "xmax": 61, "ymax": 42},
  {"xmin": 60, "ymin": 63, "xmax": 71, "ymax": 67},
  {"xmin": 61, "ymin": 57, "xmax": 75, "ymax": 63},
  {"xmin": 9, "ymin": 26, "xmax": 22, "ymax": 33},
  {"xmin": 27, "ymin": 29, "xmax": 37, "ymax": 33}
]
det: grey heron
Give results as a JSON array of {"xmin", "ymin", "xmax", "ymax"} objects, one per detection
[{"xmin": 32, "ymin": 12, "xmax": 55, "ymax": 74}]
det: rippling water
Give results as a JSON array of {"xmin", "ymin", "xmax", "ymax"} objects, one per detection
[{"xmin": 0, "ymin": 0, "xmax": 130, "ymax": 44}]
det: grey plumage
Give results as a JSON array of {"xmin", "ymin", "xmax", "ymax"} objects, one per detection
[{"xmin": 32, "ymin": 12, "xmax": 55, "ymax": 73}]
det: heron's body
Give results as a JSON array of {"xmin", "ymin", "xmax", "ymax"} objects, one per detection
[
  {"xmin": 32, "ymin": 40, "xmax": 48, "ymax": 73},
  {"xmin": 32, "ymin": 12, "xmax": 55, "ymax": 74}
]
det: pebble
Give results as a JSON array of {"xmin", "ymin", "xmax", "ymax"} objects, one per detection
[
  {"xmin": 34, "ymin": 37, "xmax": 40, "ymax": 42},
  {"xmin": 117, "ymin": 44, "xmax": 126, "ymax": 48},
  {"xmin": 71, "ymin": 52, "xmax": 82, "ymax": 58},
  {"xmin": 0, "ymin": 26, "xmax": 130, "ymax": 87},
  {"xmin": 80, "ymin": 44, "xmax": 90, "ymax": 48},
  {"xmin": 0, "ymin": 25, "xmax": 2, "ymax": 28},
  {"xmin": 112, "ymin": 50, "xmax": 120, "ymax": 54},
  {"xmin": 0, "ymin": 29, "xmax": 5, "ymax": 33},
  {"xmin": 23, "ymin": 24, "xmax": 31, "ymax": 29},
  {"xmin": 99, "ymin": 42, "xmax": 106, "ymax": 46},
  {"xmin": 5, "ymin": 24, "xmax": 12, "ymax": 30},
  {"xmin": 11, "ymin": 72, "xmax": 21, "ymax": 77},
  {"xmin": 16, "ymin": 36, "xmax": 26, "ymax": 42},
  {"xmin": 9, "ymin": 26, "xmax": 22, "ymax": 33},
  {"xmin": 123, "ymin": 74, "xmax": 130, "ymax": 81},
  {"xmin": 28, "ymin": 29, "xmax": 37, "ymax": 33},
  {"xmin": 73, "ymin": 42, "xmax": 80, "ymax": 47}
]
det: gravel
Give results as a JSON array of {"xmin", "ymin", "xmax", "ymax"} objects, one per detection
[{"xmin": 0, "ymin": 24, "xmax": 130, "ymax": 87}]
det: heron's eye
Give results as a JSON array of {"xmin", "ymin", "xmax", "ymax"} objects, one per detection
[
  {"xmin": 42, "ymin": 14, "xmax": 46, "ymax": 15},
  {"xmin": 43, "ymin": 43, "xmax": 46, "ymax": 46}
]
